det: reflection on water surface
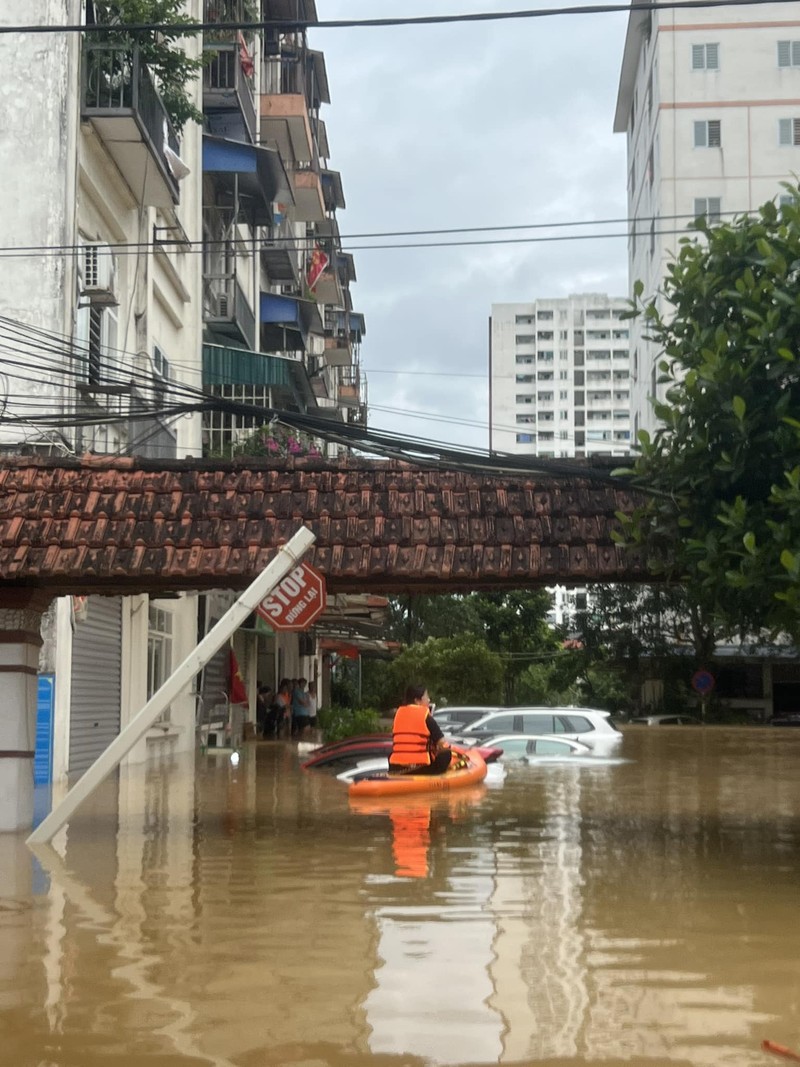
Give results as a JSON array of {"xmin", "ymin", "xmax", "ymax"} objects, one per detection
[{"xmin": 2, "ymin": 728, "xmax": 800, "ymax": 1067}]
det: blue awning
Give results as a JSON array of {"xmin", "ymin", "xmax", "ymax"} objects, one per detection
[
  {"xmin": 260, "ymin": 292, "xmax": 323, "ymax": 350},
  {"xmin": 202, "ymin": 135, "xmax": 294, "ymax": 224}
]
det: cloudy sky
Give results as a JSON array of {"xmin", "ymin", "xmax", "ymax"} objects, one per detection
[{"xmin": 309, "ymin": 0, "xmax": 631, "ymax": 448}]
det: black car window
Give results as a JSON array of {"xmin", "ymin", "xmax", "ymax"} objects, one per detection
[
  {"xmin": 559, "ymin": 715, "xmax": 595, "ymax": 733},
  {"xmin": 520, "ymin": 714, "xmax": 556, "ymax": 733}
]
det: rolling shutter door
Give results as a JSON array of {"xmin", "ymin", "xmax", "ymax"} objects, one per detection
[{"xmin": 69, "ymin": 596, "xmax": 122, "ymax": 775}]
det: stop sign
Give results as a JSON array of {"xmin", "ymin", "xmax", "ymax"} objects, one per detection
[{"xmin": 256, "ymin": 562, "xmax": 327, "ymax": 631}]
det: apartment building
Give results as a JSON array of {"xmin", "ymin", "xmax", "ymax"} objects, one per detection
[
  {"xmin": 490, "ymin": 294, "xmax": 631, "ymax": 626},
  {"xmin": 490, "ymin": 294, "xmax": 632, "ymax": 460},
  {"xmin": 614, "ymin": 2, "xmax": 800, "ymax": 436},
  {"xmin": 201, "ymin": 0, "xmax": 367, "ymax": 454},
  {"xmin": 0, "ymin": 2, "xmax": 367, "ymax": 826}
]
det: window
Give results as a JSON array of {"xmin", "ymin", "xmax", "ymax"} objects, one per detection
[
  {"xmin": 559, "ymin": 370, "xmax": 569, "ymax": 380},
  {"xmin": 515, "ymin": 374, "xmax": 534, "ymax": 383},
  {"xmin": 559, "ymin": 410, "xmax": 569, "ymax": 420},
  {"xmin": 778, "ymin": 40, "xmax": 800, "ymax": 68},
  {"xmin": 515, "ymin": 334, "xmax": 535, "ymax": 344},
  {"xmin": 539, "ymin": 412, "xmax": 554, "ymax": 422},
  {"xmin": 537, "ymin": 310, "xmax": 554, "ymax": 321},
  {"xmin": 559, "ymin": 715, "xmax": 594, "ymax": 733},
  {"xmin": 538, "ymin": 391, "xmax": 554, "ymax": 401},
  {"xmin": 516, "ymin": 414, "xmax": 535, "ymax": 424},
  {"xmin": 559, "ymin": 390, "xmax": 569, "ymax": 399},
  {"xmin": 778, "ymin": 118, "xmax": 800, "ymax": 145},
  {"xmin": 516, "ymin": 394, "xmax": 533, "ymax": 403},
  {"xmin": 537, "ymin": 330, "xmax": 554, "ymax": 340},
  {"xmin": 692, "ymin": 43, "xmax": 719, "ymax": 69},
  {"xmin": 521, "ymin": 714, "xmax": 556, "ymax": 733},
  {"xmin": 694, "ymin": 197, "xmax": 721, "ymax": 220},
  {"xmin": 694, "ymin": 119, "xmax": 721, "ymax": 147},
  {"xmin": 78, "ymin": 302, "xmax": 119, "ymax": 385},
  {"xmin": 515, "ymin": 315, "xmax": 534, "ymax": 325},
  {"xmin": 516, "ymin": 433, "xmax": 533, "ymax": 444},
  {"xmin": 148, "ymin": 605, "xmax": 174, "ymax": 723},
  {"xmin": 538, "ymin": 431, "xmax": 554, "ymax": 442},
  {"xmin": 538, "ymin": 351, "xmax": 554, "ymax": 361},
  {"xmin": 516, "ymin": 355, "xmax": 534, "ymax": 365}
]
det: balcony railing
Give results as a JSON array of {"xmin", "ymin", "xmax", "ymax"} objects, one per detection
[
  {"xmin": 203, "ymin": 42, "xmax": 257, "ymax": 144},
  {"xmin": 82, "ymin": 42, "xmax": 180, "ymax": 205}
]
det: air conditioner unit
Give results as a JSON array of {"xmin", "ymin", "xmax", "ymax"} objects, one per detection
[{"xmin": 81, "ymin": 243, "xmax": 118, "ymax": 306}]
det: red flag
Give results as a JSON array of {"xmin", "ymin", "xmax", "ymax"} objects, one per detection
[
  {"xmin": 306, "ymin": 245, "xmax": 330, "ymax": 292},
  {"xmin": 229, "ymin": 649, "xmax": 248, "ymax": 705}
]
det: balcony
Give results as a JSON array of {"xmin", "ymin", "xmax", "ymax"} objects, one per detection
[
  {"xmin": 260, "ymin": 93, "xmax": 315, "ymax": 164},
  {"xmin": 261, "ymin": 216, "xmax": 301, "ymax": 286},
  {"xmin": 260, "ymin": 48, "xmax": 328, "ymax": 166},
  {"xmin": 320, "ymin": 169, "xmax": 345, "ymax": 212},
  {"xmin": 323, "ymin": 332, "xmax": 351, "ymax": 367},
  {"xmin": 203, "ymin": 271, "xmax": 257, "ymax": 351},
  {"xmin": 292, "ymin": 167, "xmax": 326, "ymax": 223},
  {"xmin": 81, "ymin": 43, "xmax": 181, "ymax": 207},
  {"xmin": 203, "ymin": 43, "xmax": 257, "ymax": 144},
  {"xmin": 202, "ymin": 342, "xmax": 316, "ymax": 411},
  {"xmin": 260, "ymin": 292, "xmax": 322, "ymax": 352},
  {"xmin": 203, "ymin": 135, "xmax": 293, "ymax": 225},
  {"xmin": 337, "ymin": 367, "xmax": 362, "ymax": 408}
]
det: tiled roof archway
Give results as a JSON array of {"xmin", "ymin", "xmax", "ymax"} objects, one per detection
[{"xmin": 0, "ymin": 455, "xmax": 652, "ymax": 596}]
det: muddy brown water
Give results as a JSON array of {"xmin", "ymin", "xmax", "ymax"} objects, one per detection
[{"xmin": 2, "ymin": 727, "xmax": 799, "ymax": 1067}]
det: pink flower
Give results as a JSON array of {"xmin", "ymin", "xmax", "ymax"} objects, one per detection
[
  {"xmin": 287, "ymin": 439, "xmax": 303, "ymax": 454},
  {"xmin": 266, "ymin": 438, "xmax": 279, "ymax": 453}
]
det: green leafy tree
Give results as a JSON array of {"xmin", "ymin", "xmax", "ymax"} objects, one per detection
[
  {"xmin": 89, "ymin": 0, "xmax": 206, "ymax": 132},
  {"xmin": 617, "ymin": 186, "xmax": 800, "ymax": 643},
  {"xmin": 386, "ymin": 594, "xmax": 482, "ymax": 646},
  {"xmin": 387, "ymin": 633, "xmax": 504, "ymax": 707},
  {"xmin": 471, "ymin": 590, "xmax": 563, "ymax": 703}
]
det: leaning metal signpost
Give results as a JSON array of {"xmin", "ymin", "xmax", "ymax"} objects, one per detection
[
  {"xmin": 27, "ymin": 526, "xmax": 316, "ymax": 847},
  {"xmin": 256, "ymin": 562, "xmax": 326, "ymax": 631}
]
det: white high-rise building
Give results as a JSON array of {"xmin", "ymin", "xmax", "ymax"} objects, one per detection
[
  {"xmin": 490, "ymin": 294, "xmax": 631, "ymax": 626},
  {"xmin": 614, "ymin": 3, "xmax": 800, "ymax": 436},
  {"xmin": 490, "ymin": 294, "xmax": 632, "ymax": 461}
]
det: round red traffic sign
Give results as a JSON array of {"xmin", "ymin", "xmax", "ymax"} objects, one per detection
[
  {"xmin": 691, "ymin": 669, "xmax": 715, "ymax": 695},
  {"xmin": 256, "ymin": 562, "xmax": 326, "ymax": 632}
]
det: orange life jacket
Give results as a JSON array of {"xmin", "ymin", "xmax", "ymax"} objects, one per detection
[{"xmin": 390, "ymin": 704, "xmax": 432, "ymax": 766}]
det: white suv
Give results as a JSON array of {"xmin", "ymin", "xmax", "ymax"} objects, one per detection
[{"xmin": 446, "ymin": 707, "xmax": 622, "ymax": 755}]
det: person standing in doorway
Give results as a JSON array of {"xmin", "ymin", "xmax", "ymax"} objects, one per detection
[{"xmin": 291, "ymin": 677, "xmax": 311, "ymax": 736}]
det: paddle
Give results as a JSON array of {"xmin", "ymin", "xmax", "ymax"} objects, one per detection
[{"xmin": 762, "ymin": 1040, "xmax": 800, "ymax": 1062}]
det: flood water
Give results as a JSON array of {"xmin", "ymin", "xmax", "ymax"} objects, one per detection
[{"xmin": 2, "ymin": 727, "xmax": 800, "ymax": 1067}]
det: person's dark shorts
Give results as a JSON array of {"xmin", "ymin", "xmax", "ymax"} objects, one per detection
[
  {"xmin": 293, "ymin": 715, "xmax": 311, "ymax": 733},
  {"xmin": 388, "ymin": 750, "xmax": 452, "ymax": 776}
]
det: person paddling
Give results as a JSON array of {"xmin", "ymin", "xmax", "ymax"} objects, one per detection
[{"xmin": 388, "ymin": 685, "xmax": 451, "ymax": 776}]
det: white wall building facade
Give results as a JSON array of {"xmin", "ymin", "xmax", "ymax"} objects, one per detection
[
  {"xmin": 614, "ymin": 2, "xmax": 800, "ymax": 436},
  {"xmin": 490, "ymin": 294, "xmax": 632, "ymax": 626}
]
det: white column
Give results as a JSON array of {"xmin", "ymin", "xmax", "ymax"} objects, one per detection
[{"xmin": 0, "ymin": 592, "xmax": 50, "ymax": 832}]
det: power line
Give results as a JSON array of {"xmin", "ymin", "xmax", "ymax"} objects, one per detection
[
  {"xmin": 0, "ymin": 208, "xmax": 770, "ymax": 259},
  {"xmin": 0, "ymin": 314, "xmax": 641, "ymax": 487},
  {"xmin": 2, "ymin": 0, "xmax": 797, "ymax": 35}
]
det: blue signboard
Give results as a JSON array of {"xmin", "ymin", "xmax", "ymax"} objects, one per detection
[{"xmin": 34, "ymin": 673, "xmax": 55, "ymax": 785}]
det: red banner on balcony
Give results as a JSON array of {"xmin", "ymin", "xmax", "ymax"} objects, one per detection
[{"xmin": 306, "ymin": 245, "xmax": 330, "ymax": 293}]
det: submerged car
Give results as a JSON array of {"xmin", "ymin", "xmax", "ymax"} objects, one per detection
[
  {"xmin": 445, "ymin": 707, "xmax": 623, "ymax": 755},
  {"xmin": 431, "ymin": 707, "xmax": 502, "ymax": 730},
  {"xmin": 461, "ymin": 734, "xmax": 594, "ymax": 761}
]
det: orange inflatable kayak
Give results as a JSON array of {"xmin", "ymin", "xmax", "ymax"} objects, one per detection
[{"xmin": 347, "ymin": 745, "xmax": 487, "ymax": 798}]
